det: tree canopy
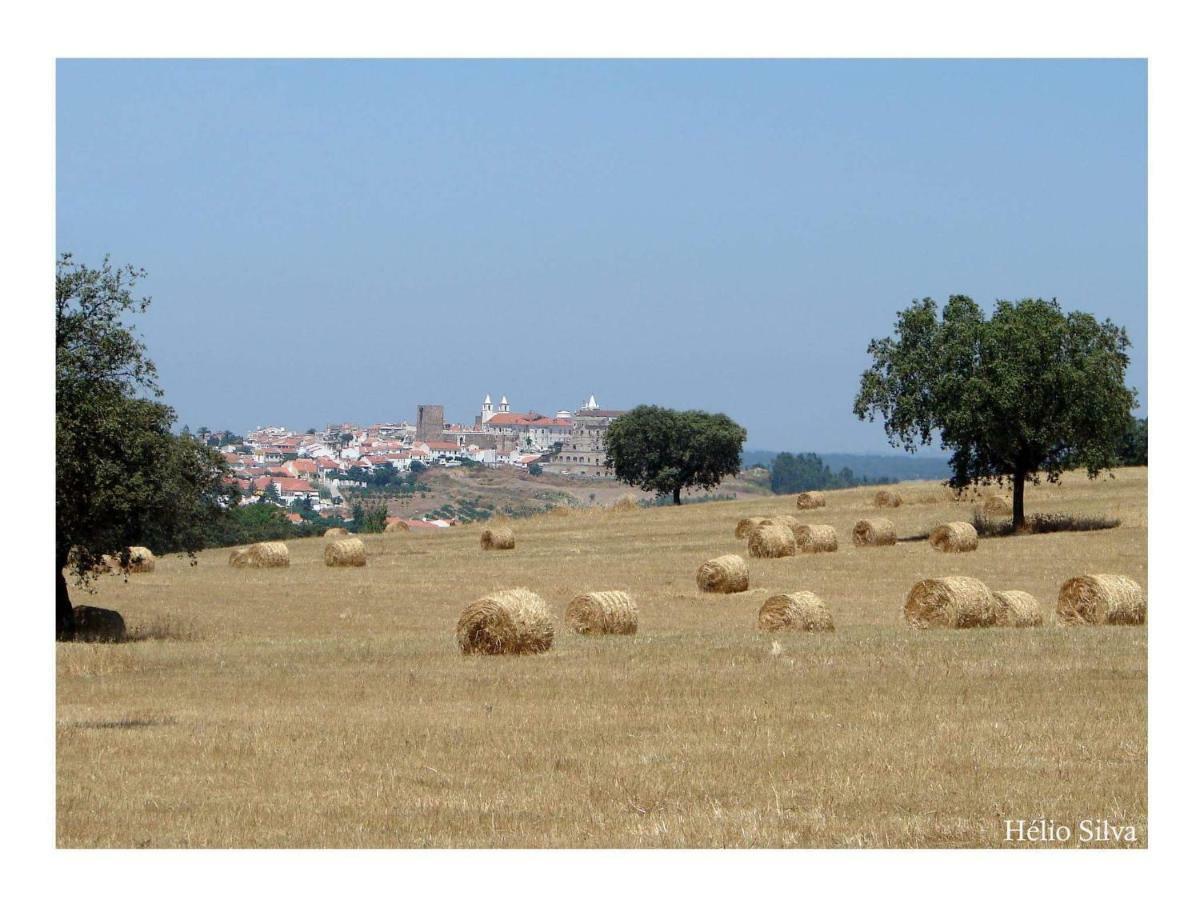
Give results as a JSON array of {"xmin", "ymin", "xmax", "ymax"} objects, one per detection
[
  {"xmin": 56, "ymin": 254, "xmax": 232, "ymax": 638},
  {"xmin": 604, "ymin": 405, "xmax": 746, "ymax": 504},
  {"xmin": 853, "ymin": 295, "xmax": 1136, "ymax": 528}
]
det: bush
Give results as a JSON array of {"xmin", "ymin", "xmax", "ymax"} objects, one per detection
[{"xmin": 971, "ymin": 509, "xmax": 1121, "ymax": 538}]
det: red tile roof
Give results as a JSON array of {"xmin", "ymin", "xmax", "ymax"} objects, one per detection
[{"xmin": 272, "ymin": 477, "xmax": 317, "ymax": 493}]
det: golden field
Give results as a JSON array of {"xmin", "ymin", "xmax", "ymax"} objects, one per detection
[{"xmin": 57, "ymin": 468, "xmax": 1147, "ymax": 848}]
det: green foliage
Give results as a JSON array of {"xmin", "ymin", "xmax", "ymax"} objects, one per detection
[
  {"xmin": 351, "ymin": 498, "xmax": 389, "ymax": 533},
  {"xmin": 1118, "ymin": 416, "xmax": 1148, "ymax": 466},
  {"xmin": 56, "ymin": 254, "xmax": 233, "ymax": 636},
  {"xmin": 604, "ymin": 405, "xmax": 747, "ymax": 504},
  {"xmin": 527, "ymin": 462, "xmax": 543, "ymax": 476},
  {"xmin": 854, "ymin": 296, "xmax": 1135, "ymax": 527},
  {"xmin": 201, "ymin": 502, "xmax": 329, "ymax": 547},
  {"xmin": 768, "ymin": 452, "xmax": 893, "ymax": 493}
]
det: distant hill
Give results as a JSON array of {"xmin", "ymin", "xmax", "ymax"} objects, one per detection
[{"xmin": 743, "ymin": 449, "xmax": 951, "ymax": 483}]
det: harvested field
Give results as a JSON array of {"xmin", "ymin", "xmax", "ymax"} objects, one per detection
[{"xmin": 58, "ymin": 467, "xmax": 1147, "ymax": 848}]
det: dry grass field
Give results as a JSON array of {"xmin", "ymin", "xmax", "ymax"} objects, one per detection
[{"xmin": 57, "ymin": 468, "xmax": 1147, "ymax": 848}]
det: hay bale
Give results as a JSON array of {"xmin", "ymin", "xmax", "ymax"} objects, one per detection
[
  {"xmin": 994, "ymin": 590, "xmax": 1044, "ymax": 628},
  {"xmin": 734, "ymin": 516, "xmax": 768, "ymax": 539},
  {"xmin": 748, "ymin": 523, "xmax": 797, "ymax": 558},
  {"xmin": 795, "ymin": 524, "xmax": 838, "ymax": 553},
  {"xmin": 904, "ymin": 576, "xmax": 998, "ymax": 629},
  {"xmin": 384, "ymin": 521, "xmax": 409, "ymax": 533},
  {"xmin": 983, "ymin": 494, "xmax": 1013, "ymax": 516},
  {"xmin": 324, "ymin": 538, "xmax": 367, "ymax": 567},
  {"xmin": 796, "ymin": 491, "xmax": 827, "ymax": 510},
  {"xmin": 1056, "ymin": 575, "xmax": 1146, "ymax": 625},
  {"xmin": 67, "ymin": 546, "xmax": 112, "ymax": 575},
  {"xmin": 852, "ymin": 518, "xmax": 896, "ymax": 547},
  {"xmin": 480, "ymin": 525, "xmax": 516, "ymax": 550},
  {"xmin": 230, "ymin": 541, "xmax": 289, "ymax": 568},
  {"xmin": 929, "ymin": 521, "xmax": 979, "ymax": 553},
  {"xmin": 565, "ymin": 591, "xmax": 638, "ymax": 635},
  {"xmin": 456, "ymin": 588, "xmax": 554, "ymax": 655},
  {"xmin": 764, "ymin": 514, "xmax": 803, "ymax": 537},
  {"xmin": 874, "ymin": 489, "xmax": 902, "ymax": 508},
  {"xmin": 610, "ymin": 494, "xmax": 639, "ymax": 512},
  {"xmin": 124, "ymin": 547, "xmax": 155, "ymax": 573},
  {"xmin": 696, "ymin": 554, "xmax": 750, "ymax": 594},
  {"xmin": 324, "ymin": 527, "xmax": 349, "ymax": 538},
  {"xmin": 70, "ymin": 605, "xmax": 127, "ymax": 642},
  {"xmin": 757, "ymin": 591, "xmax": 834, "ymax": 633}
]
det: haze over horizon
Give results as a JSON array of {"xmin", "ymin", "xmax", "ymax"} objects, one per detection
[{"xmin": 56, "ymin": 59, "xmax": 1146, "ymax": 452}]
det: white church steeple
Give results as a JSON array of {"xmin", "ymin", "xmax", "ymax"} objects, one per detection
[
  {"xmin": 499, "ymin": 395, "xmax": 510, "ymax": 413},
  {"xmin": 481, "ymin": 394, "xmax": 494, "ymax": 423}
]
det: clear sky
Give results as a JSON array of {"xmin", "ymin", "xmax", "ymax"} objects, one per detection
[{"xmin": 56, "ymin": 59, "xmax": 1146, "ymax": 452}]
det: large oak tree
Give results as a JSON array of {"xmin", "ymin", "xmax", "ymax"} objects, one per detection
[
  {"xmin": 56, "ymin": 254, "xmax": 231, "ymax": 639},
  {"xmin": 853, "ymin": 295, "xmax": 1136, "ymax": 530},
  {"xmin": 604, "ymin": 405, "xmax": 746, "ymax": 505}
]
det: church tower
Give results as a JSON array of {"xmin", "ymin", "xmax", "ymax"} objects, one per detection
[
  {"xmin": 499, "ymin": 395, "xmax": 510, "ymax": 414},
  {"xmin": 481, "ymin": 394, "xmax": 494, "ymax": 423}
]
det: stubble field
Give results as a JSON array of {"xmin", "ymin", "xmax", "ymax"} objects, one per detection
[{"xmin": 57, "ymin": 468, "xmax": 1147, "ymax": 848}]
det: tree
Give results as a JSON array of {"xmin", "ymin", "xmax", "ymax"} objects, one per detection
[
  {"xmin": 56, "ymin": 254, "xmax": 232, "ymax": 638},
  {"xmin": 604, "ymin": 405, "xmax": 747, "ymax": 505},
  {"xmin": 351, "ymin": 498, "xmax": 388, "ymax": 533},
  {"xmin": 853, "ymin": 296, "xmax": 1135, "ymax": 530},
  {"xmin": 527, "ymin": 462, "xmax": 543, "ymax": 476},
  {"xmin": 1118, "ymin": 416, "xmax": 1148, "ymax": 466}
]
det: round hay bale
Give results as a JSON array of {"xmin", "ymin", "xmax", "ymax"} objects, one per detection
[
  {"xmin": 796, "ymin": 491, "xmax": 827, "ymax": 510},
  {"xmin": 904, "ymin": 576, "xmax": 998, "ymax": 629},
  {"xmin": 994, "ymin": 590, "xmax": 1044, "ymax": 628},
  {"xmin": 748, "ymin": 523, "xmax": 797, "ymax": 558},
  {"xmin": 929, "ymin": 521, "xmax": 979, "ymax": 553},
  {"xmin": 853, "ymin": 518, "xmax": 896, "ymax": 547},
  {"xmin": 480, "ymin": 525, "xmax": 516, "ymax": 550},
  {"xmin": 124, "ymin": 547, "xmax": 155, "ymax": 573},
  {"xmin": 795, "ymin": 524, "xmax": 838, "ymax": 553},
  {"xmin": 764, "ymin": 514, "xmax": 803, "ymax": 538},
  {"xmin": 874, "ymin": 489, "xmax": 902, "ymax": 508},
  {"xmin": 324, "ymin": 538, "xmax": 367, "ymax": 568},
  {"xmin": 757, "ymin": 591, "xmax": 834, "ymax": 633},
  {"xmin": 67, "ymin": 546, "xmax": 112, "ymax": 575},
  {"xmin": 70, "ymin": 605, "xmax": 127, "ymax": 642},
  {"xmin": 696, "ymin": 554, "xmax": 750, "ymax": 594},
  {"xmin": 983, "ymin": 494, "xmax": 1013, "ymax": 516},
  {"xmin": 456, "ymin": 588, "xmax": 554, "ymax": 655},
  {"xmin": 734, "ymin": 516, "xmax": 768, "ymax": 539},
  {"xmin": 565, "ymin": 591, "xmax": 638, "ymax": 635},
  {"xmin": 610, "ymin": 494, "xmax": 639, "ymax": 512},
  {"xmin": 324, "ymin": 527, "xmax": 349, "ymax": 538},
  {"xmin": 230, "ymin": 541, "xmax": 289, "ymax": 568},
  {"xmin": 384, "ymin": 521, "xmax": 409, "ymax": 533},
  {"xmin": 1056, "ymin": 575, "xmax": 1145, "ymax": 625}
]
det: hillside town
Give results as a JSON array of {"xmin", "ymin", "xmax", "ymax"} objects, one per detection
[{"xmin": 205, "ymin": 394, "xmax": 625, "ymax": 525}]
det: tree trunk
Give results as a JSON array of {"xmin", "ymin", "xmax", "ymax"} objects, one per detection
[
  {"xmin": 672, "ymin": 486, "xmax": 682, "ymax": 505},
  {"xmin": 56, "ymin": 566, "xmax": 74, "ymax": 641},
  {"xmin": 1012, "ymin": 470, "xmax": 1027, "ymax": 533}
]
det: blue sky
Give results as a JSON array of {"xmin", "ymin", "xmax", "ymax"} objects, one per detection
[{"xmin": 56, "ymin": 59, "xmax": 1146, "ymax": 452}]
